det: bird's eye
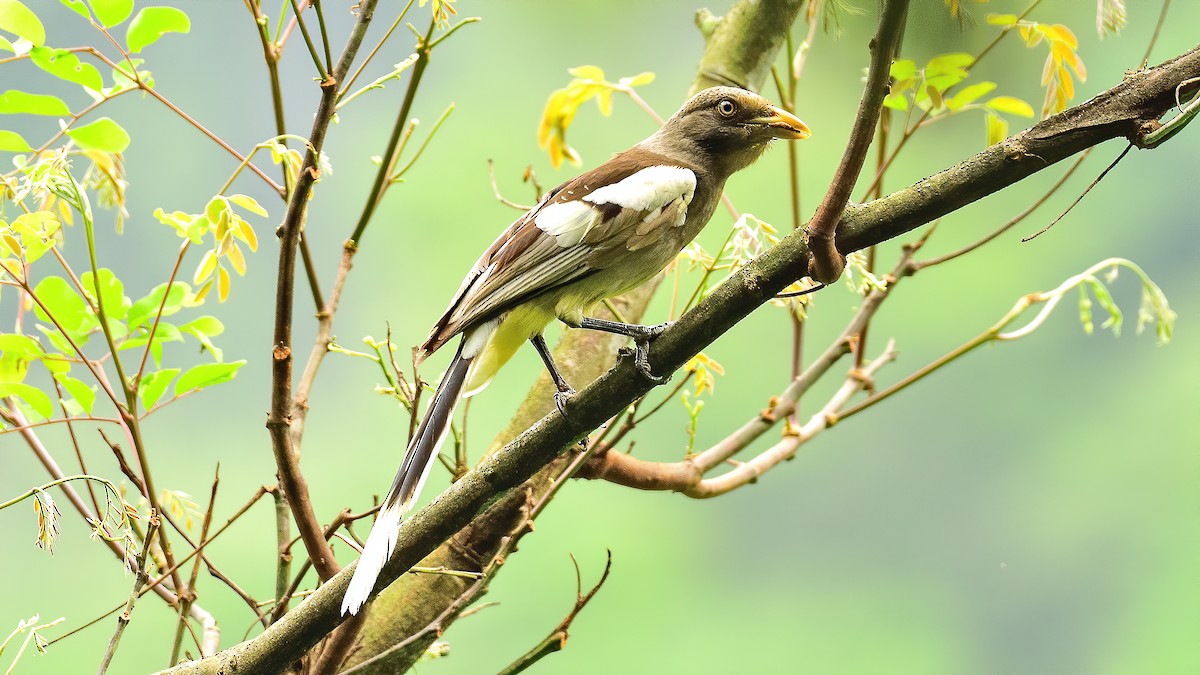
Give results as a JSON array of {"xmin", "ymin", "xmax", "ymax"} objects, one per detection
[{"xmin": 717, "ymin": 99, "xmax": 737, "ymax": 117}]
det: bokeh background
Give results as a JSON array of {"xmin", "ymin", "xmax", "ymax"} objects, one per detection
[{"xmin": 2, "ymin": 1, "xmax": 1197, "ymax": 673}]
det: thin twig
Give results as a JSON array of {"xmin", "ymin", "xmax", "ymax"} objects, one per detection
[
  {"xmin": 97, "ymin": 511, "xmax": 160, "ymax": 675},
  {"xmin": 916, "ymin": 149, "xmax": 1089, "ymax": 268},
  {"xmin": 1022, "ymin": 144, "xmax": 1131, "ymax": 242},
  {"xmin": 169, "ymin": 467, "xmax": 221, "ymax": 666},
  {"xmin": 496, "ymin": 551, "xmax": 614, "ymax": 675},
  {"xmin": 487, "ymin": 159, "xmax": 533, "ymax": 211},
  {"xmin": 1143, "ymin": 0, "xmax": 1172, "ymax": 67}
]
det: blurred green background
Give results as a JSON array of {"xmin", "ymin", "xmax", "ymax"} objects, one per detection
[{"xmin": 2, "ymin": 1, "xmax": 1198, "ymax": 673}]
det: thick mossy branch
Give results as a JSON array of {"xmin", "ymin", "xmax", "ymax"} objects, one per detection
[
  {"xmin": 163, "ymin": 34, "xmax": 1200, "ymax": 675},
  {"xmin": 692, "ymin": 0, "xmax": 807, "ymax": 92}
]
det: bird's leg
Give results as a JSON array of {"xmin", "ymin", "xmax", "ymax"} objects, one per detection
[
  {"xmin": 530, "ymin": 333, "xmax": 574, "ymax": 416},
  {"xmin": 577, "ymin": 317, "xmax": 673, "ymax": 384}
]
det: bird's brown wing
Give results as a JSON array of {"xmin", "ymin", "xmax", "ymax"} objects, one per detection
[{"xmin": 417, "ymin": 151, "xmax": 697, "ymax": 359}]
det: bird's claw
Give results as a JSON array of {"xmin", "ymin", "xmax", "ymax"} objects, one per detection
[
  {"xmin": 553, "ymin": 387, "xmax": 575, "ymax": 417},
  {"xmin": 619, "ymin": 340, "xmax": 667, "ymax": 384}
]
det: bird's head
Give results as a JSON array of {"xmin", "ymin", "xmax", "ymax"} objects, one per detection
[{"xmin": 650, "ymin": 86, "xmax": 810, "ymax": 176}]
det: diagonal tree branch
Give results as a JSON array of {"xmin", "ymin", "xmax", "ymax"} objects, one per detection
[{"xmin": 162, "ymin": 40, "xmax": 1200, "ymax": 675}]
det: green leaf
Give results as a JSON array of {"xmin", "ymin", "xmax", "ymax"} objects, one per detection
[
  {"xmin": 88, "ymin": 0, "xmax": 133, "ymax": 27},
  {"xmin": 33, "ymin": 275, "xmax": 97, "ymax": 336},
  {"xmin": 34, "ymin": 324, "xmax": 73, "ymax": 355},
  {"xmin": 126, "ymin": 6, "xmax": 189, "ymax": 53},
  {"xmin": 29, "ymin": 46, "xmax": 104, "ymax": 91},
  {"xmin": 81, "ymin": 268, "xmax": 128, "ymax": 321},
  {"xmin": 889, "ymin": 58, "xmax": 917, "ymax": 81},
  {"xmin": 175, "ymin": 360, "xmax": 244, "ymax": 394},
  {"xmin": 947, "ymin": 81, "xmax": 996, "ymax": 110},
  {"xmin": 0, "ymin": 35, "xmax": 13, "ymax": 52},
  {"xmin": 925, "ymin": 52, "xmax": 974, "ymax": 77},
  {"xmin": 0, "ymin": 90, "xmax": 70, "ymax": 116},
  {"xmin": 138, "ymin": 367, "xmax": 177, "ymax": 409},
  {"xmin": 55, "ymin": 373, "xmax": 95, "ymax": 414},
  {"xmin": 40, "ymin": 354, "xmax": 69, "ymax": 374},
  {"xmin": 128, "ymin": 281, "xmax": 188, "ymax": 329},
  {"xmin": 66, "ymin": 117, "xmax": 130, "ymax": 153},
  {"xmin": 985, "ymin": 95, "xmax": 1035, "ymax": 118},
  {"xmin": 0, "ymin": 333, "xmax": 43, "ymax": 358},
  {"xmin": 228, "ymin": 194, "xmax": 267, "ymax": 217},
  {"xmin": 180, "ymin": 316, "xmax": 224, "ymax": 361},
  {"xmin": 0, "ymin": 0, "xmax": 45, "ymax": 47},
  {"xmin": 178, "ymin": 316, "xmax": 223, "ymax": 337},
  {"xmin": 0, "ymin": 129, "xmax": 31, "ymax": 151},
  {"xmin": 59, "ymin": 0, "xmax": 90, "ymax": 20},
  {"xmin": 0, "ymin": 381, "xmax": 53, "ymax": 418}
]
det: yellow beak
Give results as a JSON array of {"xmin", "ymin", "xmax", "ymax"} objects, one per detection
[{"xmin": 750, "ymin": 106, "xmax": 811, "ymax": 140}]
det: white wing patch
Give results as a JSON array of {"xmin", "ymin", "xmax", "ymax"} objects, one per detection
[
  {"xmin": 585, "ymin": 165, "xmax": 695, "ymax": 210},
  {"xmin": 533, "ymin": 200, "xmax": 594, "ymax": 247},
  {"xmin": 534, "ymin": 166, "xmax": 696, "ymax": 247}
]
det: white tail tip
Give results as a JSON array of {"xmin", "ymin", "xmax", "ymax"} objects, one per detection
[{"xmin": 341, "ymin": 501, "xmax": 404, "ymax": 616}]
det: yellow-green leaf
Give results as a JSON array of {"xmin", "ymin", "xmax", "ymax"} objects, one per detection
[
  {"xmin": 66, "ymin": 117, "xmax": 130, "ymax": 152},
  {"xmin": 193, "ymin": 249, "xmax": 217, "ymax": 285},
  {"xmin": 55, "ymin": 373, "xmax": 95, "ymax": 414},
  {"xmin": 947, "ymin": 81, "xmax": 996, "ymax": 110},
  {"xmin": 985, "ymin": 95, "xmax": 1035, "ymax": 117},
  {"xmin": 233, "ymin": 218, "xmax": 258, "ymax": 252},
  {"xmin": 618, "ymin": 71, "xmax": 655, "ymax": 88},
  {"xmin": 175, "ymin": 360, "xmax": 244, "ymax": 393},
  {"xmin": 0, "ymin": 129, "xmax": 31, "ymax": 151},
  {"xmin": 226, "ymin": 243, "xmax": 246, "ymax": 276},
  {"xmin": 985, "ymin": 13, "xmax": 1018, "ymax": 26},
  {"xmin": 216, "ymin": 264, "xmax": 230, "ymax": 302},
  {"xmin": 228, "ymin": 194, "xmax": 267, "ymax": 217},
  {"xmin": 29, "ymin": 46, "xmax": 103, "ymax": 90},
  {"xmin": 89, "ymin": 0, "xmax": 134, "ymax": 27},
  {"xmin": 138, "ymin": 367, "xmax": 177, "ymax": 409},
  {"xmin": 567, "ymin": 65, "xmax": 605, "ymax": 81},
  {"xmin": 0, "ymin": 381, "xmax": 53, "ymax": 418},
  {"xmin": 0, "ymin": 90, "xmax": 69, "ymax": 116},
  {"xmin": 0, "ymin": 0, "xmax": 44, "ymax": 47},
  {"xmin": 986, "ymin": 112, "xmax": 1008, "ymax": 146}
]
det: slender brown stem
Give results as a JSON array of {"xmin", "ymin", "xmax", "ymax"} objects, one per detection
[
  {"xmin": 135, "ymin": 241, "xmax": 189, "ymax": 383},
  {"xmin": 805, "ymin": 0, "xmax": 908, "ymax": 283}
]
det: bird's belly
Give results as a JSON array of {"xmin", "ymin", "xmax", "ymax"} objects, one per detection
[{"xmin": 549, "ymin": 238, "xmax": 682, "ymax": 325}]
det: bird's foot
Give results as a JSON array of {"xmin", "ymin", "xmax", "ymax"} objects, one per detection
[
  {"xmin": 552, "ymin": 386, "xmax": 576, "ymax": 418},
  {"xmin": 578, "ymin": 317, "xmax": 674, "ymax": 384},
  {"xmin": 618, "ymin": 342, "xmax": 668, "ymax": 384}
]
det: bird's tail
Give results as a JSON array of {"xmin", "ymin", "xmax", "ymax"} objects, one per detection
[{"xmin": 341, "ymin": 324, "xmax": 492, "ymax": 616}]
